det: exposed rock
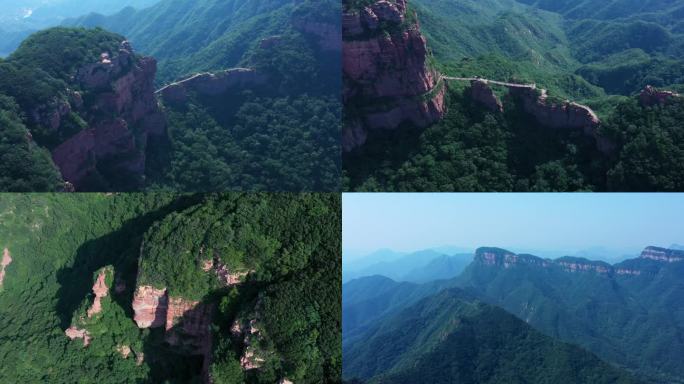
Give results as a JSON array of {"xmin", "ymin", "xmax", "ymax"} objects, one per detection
[
  {"xmin": 476, "ymin": 246, "xmax": 683, "ymax": 277},
  {"xmin": 640, "ymin": 246, "xmax": 684, "ymax": 263},
  {"xmin": 87, "ymin": 268, "xmax": 110, "ymax": 318},
  {"xmin": 343, "ymin": 0, "xmax": 446, "ymax": 152},
  {"xmin": 46, "ymin": 40, "xmax": 166, "ymax": 190},
  {"xmin": 114, "ymin": 277, "xmax": 126, "ymax": 293},
  {"xmin": 639, "ymin": 85, "xmax": 680, "ymax": 107},
  {"xmin": 158, "ymin": 69, "xmax": 268, "ymax": 106},
  {"xmin": 136, "ymin": 352, "xmax": 145, "ymax": 366},
  {"xmin": 470, "ymin": 80, "xmax": 503, "ymax": 113},
  {"xmin": 65, "ymin": 326, "xmax": 91, "ymax": 347},
  {"xmin": 0, "ymin": 248, "xmax": 12, "ymax": 287},
  {"xmin": 116, "ymin": 345, "xmax": 132, "ymax": 359},
  {"xmin": 132, "ymin": 285, "xmax": 169, "ymax": 328},
  {"xmin": 278, "ymin": 379, "xmax": 294, "ymax": 384}
]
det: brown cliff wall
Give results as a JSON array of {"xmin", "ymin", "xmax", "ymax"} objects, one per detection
[
  {"xmin": 343, "ymin": 0, "xmax": 446, "ymax": 152},
  {"xmin": 48, "ymin": 41, "xmax": 166, "ymax": 190}
]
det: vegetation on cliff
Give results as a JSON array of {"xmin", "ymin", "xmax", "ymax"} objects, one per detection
[{"xmin": 0, "ymin": 193, "xmax": 341, "ymax": 383}]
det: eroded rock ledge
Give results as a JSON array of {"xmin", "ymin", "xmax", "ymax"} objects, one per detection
[{"xmin": 343, "ymin": 0, "xmax": 446, "ymax": 152}]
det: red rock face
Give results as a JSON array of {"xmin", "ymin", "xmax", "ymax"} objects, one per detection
[
  {"xmin": 471, "ymin": 80, "xmax": 503, "ymax": 113},
  {"xmin": 87, "ymin": 269, "xmax": 110, "ymax": 318},
  {"xmin": 65, "ymin": 326, "xmax": 91, "ymax": 347},
  {"xmin": 639, "ymin": 85, "xmax": 680, "ymax": 107},
  {"xmin": 343, "ymin": 0, "xmax": 446, "ymax": 151},
  {"xmin": 47, "ymin": 41, "xmax": 166, "ymax": 190},
  {"xmin": 0, "ymin": 248, "xmax": 12, "ymax": 287},
  {"xmin": 132, "ymin": 286, "xmax": 169, "ymax": 328}
]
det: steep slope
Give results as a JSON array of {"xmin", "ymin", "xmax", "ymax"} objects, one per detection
[
  {"xmin": 343, "ymin": 288, "xmax": 643, "ymax": 384},
  {"xmin": 0, "ymin": 28, "xmax": 166, "ymax": 191},
  {"xmin": 0, "ymin": 193, "xmax": 341, "ymax": 383},
  {"xmin": 70, "ymin": 0, "xmax": 342, "ymax": 191},
  {"xmin": 456, "ymin": 246, "xmax": 684, "ymax": 383},
  {"xmin": 342, "ymin": 0, "xmax": 446, "ymax": 151}
]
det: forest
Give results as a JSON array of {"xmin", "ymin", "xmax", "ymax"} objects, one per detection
[{"xmin": 0, "ymin": 193, "xmax": 341, "ymax": 383}]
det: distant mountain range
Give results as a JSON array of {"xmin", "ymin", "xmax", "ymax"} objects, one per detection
[
  {"xmin": 343, "ymin": 245, "xmax": 684, "ymax": 383},
  {"xmin": 343, "ymin": 248, "xmax": 472, "ymax": 283}
]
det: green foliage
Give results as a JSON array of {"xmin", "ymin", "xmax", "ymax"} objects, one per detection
[
  {"xmin": 0, "ymin": 95, "xmax": 63, "ymax": 191},
  {"xmin": 344, "ymin": 289, "xmax": 643, "ymax": 384},
  {"xmin": 0, "ymin": 193, "xmax": 341, "ymax": 383},
  {"xmin": 151, "ymin": 94, "xmax": 341, "ymax": 192}
]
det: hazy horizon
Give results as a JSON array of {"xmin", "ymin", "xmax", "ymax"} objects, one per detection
[{"xmin": 343, "ymin": 193, "xmax": 684, "ymax": 262}]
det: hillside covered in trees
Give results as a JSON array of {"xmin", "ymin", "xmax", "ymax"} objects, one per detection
[{"xmin": 0, "ymin": 193, "xmax": 341, "ymax": 383}]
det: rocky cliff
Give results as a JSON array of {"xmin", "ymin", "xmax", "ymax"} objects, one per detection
[
  {"xmin": 475, "ymin": 246, "xmax": 682, "ymax": 276},
  {"xmin": 465, "ymin": 79, "xmax": 613, "ymax": 154},
  {"xmin": 343, "ymin": 0, "xmax": 446, "ymax": 151},
  {"xmin": 47, "ymin": 41, "xmax": 166, "ymax": 190},
  {"xmin": 0, "ymin": 248, "xmax": 11, "ymax": 288},
  {"xmin": 639, "ymin": 85, "xmax": 681, "ymax": 107}
]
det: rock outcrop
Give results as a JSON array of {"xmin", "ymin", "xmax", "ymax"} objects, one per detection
[
  {"xmin": 343, "ymin": 0, "xmax": 446, "ymax": 152},
  {"xmin": 48, "ymin": 41, "xmax": 166, "ymax": 190},
  {"xmin": 158, "ymin": 69, "xmax": 268, "ymax": 106},
  {"xmin": 0, "ymin": 248, "xmax": 11, "ymax": 288},
  {"xmin": 639, "ymin": 85, "xmax": 680, "ymax": 107},
  {"xmin": 132, "ymin": 286, "xmax": 169, "ymax": 328},
  {"xmin": 463, "ymin": 79, "xmax": 613, "ymax": 154},
  {"xmin": 87, "ymin": 268, "xmax": 110, "ymax": 318},
  {"xmin": 65, "ymin": 327, "xmax": 91, "ymax": 347},
  {"xmin": 475, "ymin": 246, "xmax": 683, "ymax": 277},
  {"xmin": 470, "ymin": 80, "xmax": 503, "ymax": 113},
  {"xmin": 639, "ymin": 246, "xmax": 684, "ymax": 263}
]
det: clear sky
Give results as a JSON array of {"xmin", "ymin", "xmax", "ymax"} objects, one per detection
[{"xmin": 343, "ymin": 193, "xmax": 684, "ymax": 258}]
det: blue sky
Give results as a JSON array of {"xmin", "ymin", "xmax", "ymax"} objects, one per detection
[{"xmin": 343, "ymin": 193, "xmax": 684, "ymax": 259}]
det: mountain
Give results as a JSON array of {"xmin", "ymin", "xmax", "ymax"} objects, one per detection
[
  {"xmin": 455, "ymin": 246, "xmax": 684, "ymax": 383},
  {"xmin": 0, "ymin": 193, "xmax": 340, "ymax": 383},
  {"xmin": 343, "ymin": 0, "xmax": 684, "ymax": 192},
  {"xmin": 343, "ymin": 245, "xmax": 684, "ymax": 383},
  {"xmin": 0, "ymin": 0, "xmax": 160, "ymax": 56},
  {"xmin": 343, "ymin": 287, "xmax": 643, "ymax": 384},
  {"xmin": 1, "ymin": 0, "xmax": 341, "ymax": 192},
  {"xmin": 343, "ymin": 250, "xmax": 471, "ymax": 283}
]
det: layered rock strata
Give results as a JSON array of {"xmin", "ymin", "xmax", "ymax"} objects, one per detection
[
  {"xmin": 343, "ymin": 0, "xmax": 446, "ymax": 151},
  {"xmin": 158, "ymin": 69, "xmax": 268, "ymax": 106},
  {"xmin": 476, "ymin": 246, "xmax": 683, "ymax": 277},
  {"xmin": 48, "ymin": 41, "xmax": 166, "ymax": 189}
]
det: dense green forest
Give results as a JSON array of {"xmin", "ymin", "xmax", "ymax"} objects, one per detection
[
  {"xmin": 343, "ymin": 0, "xmax": 684, "ymax": 191},
  {"xmin": 0, "ymin": 193, "xmax": 341, "ymax": 383},
  {"xmin": 342, "ymin": 247, "xmax": 684, "ymax": 383},
  {"xmin": 0, "ymin": 0, "xmax": 341, "ymax": 192},
  {"xmin": 343, "ymin": 288, "xmax": 642, "ymax": 384}
]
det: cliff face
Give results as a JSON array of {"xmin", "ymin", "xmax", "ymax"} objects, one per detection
[
  {"xmin": 0, "ymin": 248, "xmax": 11, "ymax": 288},
  {"xmin": 475, "ymin": 246, "xmax": 683, "ymax": 277},
  {"xmin": 48, "ymin": 41, "xmax": 165, "ymax": 190},
  {"xmin": 465, "ymin": 80, "xmax": 613, "ymax": 154},
  {"xmin": 343, "ymin": 0, "xmax": 446, "ymax": 152},
  {"xmin": 639, "ymin": 85, "xmax": 680, "ymax": 107},
  {"xmin": 87, "ymin": 269, "xmax": 110, "ymax": 318}
]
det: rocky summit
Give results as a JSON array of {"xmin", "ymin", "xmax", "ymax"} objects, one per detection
[{"xmin": 343, "ymin": 0, "xmax": 446, "ymax": 151}]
